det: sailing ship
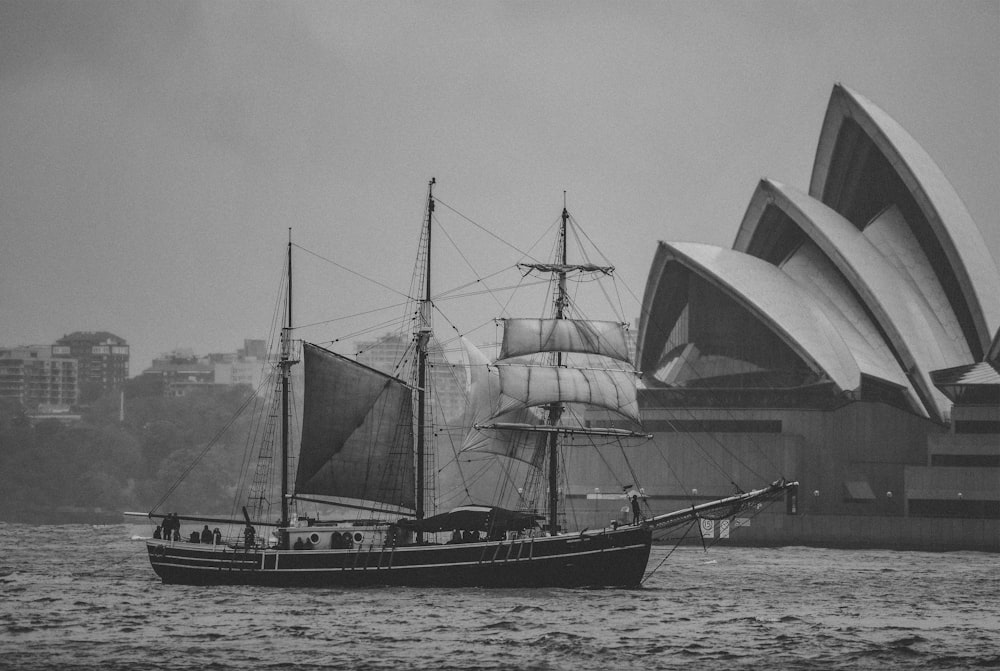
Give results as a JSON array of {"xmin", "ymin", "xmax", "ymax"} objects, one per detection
[{"xmin": 132, "ymin": 179, "xmax": 796, "ymax": 587}]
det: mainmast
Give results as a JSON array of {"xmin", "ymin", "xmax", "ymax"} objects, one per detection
[
  {"xmin": 546, "ymin": 197, "xmax": 569, "ymax": 535},
  {"xmin": 280, "ymin": 228, "xmax": 293, "ymax": 527},
  {"xmin": 415, "ymin": 177, "xmax": 435, "ymax": 542}
]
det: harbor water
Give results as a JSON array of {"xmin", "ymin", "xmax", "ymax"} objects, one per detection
[{"xmin": 0, "ymin": 523, "xmax": 997, "ymax": 670}]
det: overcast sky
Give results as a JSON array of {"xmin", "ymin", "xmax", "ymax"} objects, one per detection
[{"xmin": 2, "ymin": 0, "xmax": 997, "ymax": 375}]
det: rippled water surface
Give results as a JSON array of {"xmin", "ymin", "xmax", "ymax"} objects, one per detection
[{"xmin": 0, "ymin": 523, "xmax": 997, "ymax": 670}]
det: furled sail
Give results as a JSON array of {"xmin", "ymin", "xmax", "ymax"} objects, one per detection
[
  {"xmin": 500, "ymin": 318, "xmax": 631, "ymax": 363},
  {"xmin": 295, "ymin": 343, "xmax": 415, "ymax": 510},
  {"xmin": 518, "ymin": 262, "xmax": 613, "ymax": 275}
]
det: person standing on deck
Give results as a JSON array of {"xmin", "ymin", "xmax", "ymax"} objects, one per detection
[{"xmin": 244, "ymin": 524, "xmax": 256, "ymax": 548}]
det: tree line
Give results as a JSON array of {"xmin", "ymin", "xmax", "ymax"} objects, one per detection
[{"xmin": 0, "ymin": 379, "xmax": 258, "ymax": 524}]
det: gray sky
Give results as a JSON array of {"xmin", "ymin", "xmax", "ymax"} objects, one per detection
[{"xmin": 2, "ymin": 0, "xmax": 998, "ymax": 375}]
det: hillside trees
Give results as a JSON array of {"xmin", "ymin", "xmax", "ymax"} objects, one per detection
[{"xmin": 0, "ymin": 384, "xmax": 259, "ymax": 522}]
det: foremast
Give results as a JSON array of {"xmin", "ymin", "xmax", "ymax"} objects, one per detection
[
  {"xmin": 545, "ymin": 203, "xmax": 569, "ymax": 534},
  {"xmin": 520, "ymin": 198, "xmax": 618, "ymax": 535},
  {"xmin": 459, "ymin": 197, "xmax": 647, "ymax": 533}
]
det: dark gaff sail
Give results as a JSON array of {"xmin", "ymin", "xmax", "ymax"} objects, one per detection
[{"xmin": 295, "ymin": 343, "xmax": 415, "ymax": 511}]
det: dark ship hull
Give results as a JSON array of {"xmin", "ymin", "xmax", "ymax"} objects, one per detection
[{"xmin": 147, "ymin": 525, "xmax": 652, "ymax": 588}]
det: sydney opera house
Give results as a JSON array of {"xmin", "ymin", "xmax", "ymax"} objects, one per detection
[{"xmin": 568, "ymin": 84, "xmax": 999, "ymax": 551}]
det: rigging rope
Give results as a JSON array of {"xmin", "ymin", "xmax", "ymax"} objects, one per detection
[
  {"xmin": 293, "ymin": 243, "xmax": 408, "ymax": 298},
  {"xmin": 641, "ymin": 519, "xmax": 699, "ymax": 585},
  {"xmin": 434, "ymin": 197, "xmax": 544, "ymax": 264},
  {"xmin": 151, "ymin": 381, "xmax": 262, "ymax": 515}
]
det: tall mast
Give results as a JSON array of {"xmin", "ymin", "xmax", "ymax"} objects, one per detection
[
  {"xmin": 547, "ymin": 195, "xmax": 569, "ymax": 535},
  {"xmin": 416, "ymin": 177, "xmax": 435, "ymax": 541},
  {"xmin": 280, "ymin": 228, "xmax": 292, "ymax": 527}
]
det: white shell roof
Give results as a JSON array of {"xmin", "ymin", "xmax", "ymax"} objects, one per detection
[
  {"xmin": 810, "ymin": 84, "xmax": 1000, "ymax": 355},
  {"xmin": 735, "ymin": 179, "xmax": 959, "ymax": 419},
  {"xmin": 652, "ymin": 241, "xmax": 862, "ymax": 395},
  {"xmin": 638, "ymin": 83, "xmax": 998, "ymax": 422}
]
